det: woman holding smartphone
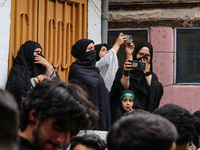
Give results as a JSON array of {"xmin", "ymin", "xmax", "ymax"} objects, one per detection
[{"xmin": 110, "ymin": 41, "xmax": 163, "ymax": 115}]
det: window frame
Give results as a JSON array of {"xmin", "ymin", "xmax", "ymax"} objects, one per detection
[
  {"xmin": 175, "ymin": 27, "xmax": 200, "ymax": 84},
  {"xmin": 108, "ymin": 28, "xmax": 149, "ymax": 66}
]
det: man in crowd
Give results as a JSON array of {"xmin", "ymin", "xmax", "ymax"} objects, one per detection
[
  {"xmin": 154, "ymin": 104, "xmax": 195, "ymax": 150},
  {"xmin": 70, "ymin": 134, "xmax": 106, "ymax": 150},
  {"xmin": 0, "ymin": 89, "xmax": 19, "ymax": 150},
  {"xmin": 192, "ymin": 110, "xmax": 200, "ymax": 150},
  {"xmin": 107, "ymin": 112, "xmax": 178, "ymax": 150},
  {"xmin": 18, "ymin": 80, "xmax": 99, "ymax": 150}
]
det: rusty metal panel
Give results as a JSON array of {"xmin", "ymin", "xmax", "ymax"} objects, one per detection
[{"xmin": 9, "ymin": 0, "xmax": 88, "ymax": 82}]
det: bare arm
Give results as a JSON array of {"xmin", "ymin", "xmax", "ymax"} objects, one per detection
[
  {"xmin": 121, "ymin": 59, "xmax": 132, "ymax": 89},
  {"xmin": 112, "ymin": 33, "xmax": 127, "ymax": 53},
  {"xmin": 121, "ymin": 42, "xmax": 135, "ymax": 89},
  {"xmin": 125, "ymin": 43, "xmax": 135, "ymax": 60}
]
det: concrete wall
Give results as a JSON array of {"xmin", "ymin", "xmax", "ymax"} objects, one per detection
[
  {"xmin": 88, "ymin": 0, "xmax": 102, "ymax": 44},
  {"xmin": 0, "ymin": 0, "xmax": 11, "ymax": 89},
  {"xmin": 150, "ymin": 27, "xmax": 200, "ymax": 113}
]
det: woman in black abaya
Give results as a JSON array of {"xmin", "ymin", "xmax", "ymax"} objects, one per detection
[
  {"xmin": 68, "ymin": 39, "xmax": 111, "ymax": 131},
  {"xmin": 6, "ymin": 41, "xmax": 59, "ymax": 108},
  {"xmin": 110, "ymin": 42, "xmax": 163, "ymax": 115}
]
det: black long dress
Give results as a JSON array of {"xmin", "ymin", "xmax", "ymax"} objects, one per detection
[
  {"xmin": 68, "ymin": 39, "xmax": 111, "ymax": 131},
  {"xmin": 110, "ymin": 42, "xmax": 163, "ymax": 117},
  {"xmin": 6, "ymin": 41, "xmax": 46, "ymax": 107},
  {"xmin": 110, "ymin": 66, "xmax": 163, "ymax": 112}
]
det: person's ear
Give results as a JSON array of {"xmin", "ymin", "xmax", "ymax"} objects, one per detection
[{"xmin": 29, "ymin": 109, "xmax": 38, "ymax": 125}]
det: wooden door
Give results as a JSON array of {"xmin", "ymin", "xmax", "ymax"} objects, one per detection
[{"xmin": 9, "ymin": 0, "xmax": 88, "ymax": 82}]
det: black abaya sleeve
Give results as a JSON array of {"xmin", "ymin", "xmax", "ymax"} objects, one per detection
[
  {"xmin": 146, "ymin": 73, "xmax": 163, "ymax": 112},
  {"xmin": 110, "ymin": 65, "xmax": 125, "ymax": 122}
]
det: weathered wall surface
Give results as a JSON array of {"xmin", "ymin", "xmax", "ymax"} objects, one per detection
[
  {"xmin": 149, "ymin": 27, "xmax": 200, "ymax": 113},
  {"xmin": 88, "ymin": 0, "xmax": 102, "ymax": 44},
  {"xmin": 109, "ymin": 8, "xmax": 200, "ymax": 22},
  {"xmin": 109, "ymin": 1, "xmax": 200, "ymax": 28},
  {"xmin": 109, "ymin": 1, "xmax": 200, "ymax": 113},
  {"xmin": 0, "ymin": 0, "xmax": 11, "ymax": 89}
]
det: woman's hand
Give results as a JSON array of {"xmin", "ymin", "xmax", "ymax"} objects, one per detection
[
  {"xmin": 112, "ymin": 33, "xmax": 127, "ymax": 53},
  {"xmin": 34, "ymin": 55, "xmax": 52, "ymax": 74},
  {"xmin": 141, "ymin": 57, "xmax": 151, "ymax": 74},
  {"xmin": 34, "ymin": 55, "xmax": 50, "ymax": 68},
  {"xmin": 124, "ymin": 59, "xmax": 133, "ymax": 71},
  {"xmin": 116, "ymin": 33, "xmax": 127, "ymax": 46},
  {"xmin": 141, "ymin": 57, "xmax": 152, "ymax": 86},
  {"xmin": 125, "ymin": 42, "xmax": 135, "ymax": 59}
]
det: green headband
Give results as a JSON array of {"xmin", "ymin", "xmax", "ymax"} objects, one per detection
[{"xmin": 120, "ymin": 93, "xmax": 135, "ymax": 101}]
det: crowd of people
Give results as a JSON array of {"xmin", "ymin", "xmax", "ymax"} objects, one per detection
[{"xmin": 0, "ymin": 35, "xmax": 199, "ymax": 150}]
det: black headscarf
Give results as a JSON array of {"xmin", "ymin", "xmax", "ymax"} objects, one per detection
[
  {"xmin": 69, "ymin": 39, "xmax": 111, "ymax": 130},
  {"xmin": 112, "ymin": 90, "xmax": 135, "ymax": 123},
  {"xmin": 133, "ymin": 41, "xmax": 153, "ymax": 71},
  {"xmin": 110, "ymin": 41, "xmax": 163, "ymax": 113},
  {"xmin": 71, "ymin": 39, "xmax": 94, "ymax": 59},
  {"xmin": 95, "ymin": 43, "xmax": 108, "ymax": 61},
  {"xmin": 6, "ymin": 41, "xmax": 46, "ymax": 107}
]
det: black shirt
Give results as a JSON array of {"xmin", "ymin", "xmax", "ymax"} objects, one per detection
[{"xmin": 19, "ymin": 136, "xmax": 37, "ymax": 150}]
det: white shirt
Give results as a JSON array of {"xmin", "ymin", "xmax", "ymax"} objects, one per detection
[{"xmin": 96, "ymin": 48, "xmax": 118, "ymax": 91}]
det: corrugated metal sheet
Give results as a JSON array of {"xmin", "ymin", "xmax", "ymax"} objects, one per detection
[{"xmin": 9, "ymin": 0, "xmax": 87, "ymax": 82}]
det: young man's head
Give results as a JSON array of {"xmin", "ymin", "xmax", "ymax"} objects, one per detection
[
  {"xmin": 192, "ymin": 110, "xmax": 200, "ymax": 149},
  {"xmin": 19, "ymin": 79, "xmax": 98, "ymax": 150},
  {"xmin": 154, "ymin": 104, "xmax": 195, "ymax": 150},
  {"xmin": 107, "ymin": 113, "xmax": 178, "ymax": 150},
  {"xmin": 70, "ymin": 134, "xmax": 106, "ymax": 150},
  {"xmin": 0, "ymin": 89, "xmax": 19, "ymax": 150}
]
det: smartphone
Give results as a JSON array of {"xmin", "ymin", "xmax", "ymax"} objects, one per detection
[
  {"xmin": 121, "ymin": 34, "xmax": 133, "ymax": 44},
  {"xmin": 128, "ymin": 60, "xmax": 146, "ymax": 70}
]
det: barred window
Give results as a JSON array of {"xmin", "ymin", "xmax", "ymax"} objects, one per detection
[{"xmin": 176, "ymin": 28, "xmax": 200, "ymax": 83}]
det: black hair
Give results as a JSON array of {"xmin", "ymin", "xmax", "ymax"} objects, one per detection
[
  {"xmin": 124, "ymin": 108, "xmax": 150, "ymax": 116},
  {"xmin": 153, "ymin": 104, "xmax": 195, "ymax": 145},
  {"xmin": 107, "ymin": 113, "xmax": 178, "ymax": 150},
  {"xmin": 70, "ymin": 134, "xmax": 106, "ymax": 150},
  {"xmin": 19, "ymin": 79, "xmax": 99, "ymax": 131},
  {"xmin": 0, "ymin": 89, "xmax": 19, "ymax": 150},
  {"xmin": 192, "ymin": 110, "xmax": 200, "ymax": 148}
]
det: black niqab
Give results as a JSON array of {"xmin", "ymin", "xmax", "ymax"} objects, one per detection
[
  {"xmin": 71, "ymin": 39, "xmax": 94, "ymax": 59},
  {"xmin": 69, "ymin": 39, "xmax": 111, "ymax": 131},
  {"xmin": 110, "ymin": 41, "xmax": 163, "ymax": 115},
  {"xmin": 6, "ymin": 41, "xmax": 46, "ymax": 108}
]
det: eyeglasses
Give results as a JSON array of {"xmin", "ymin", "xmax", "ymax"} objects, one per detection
[{"xmin": 138, "ymin": 52, "xmax": 150, "ymax": 57}]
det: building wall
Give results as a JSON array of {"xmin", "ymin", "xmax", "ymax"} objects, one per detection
[
  {"xmin": 109, "ymin": 1, "xmax": 200, "ymax": 113},
  {"xmin": 0, "ymin": 0, "xmax": 102, "ymax": 89},
  {"xmin": 88, "ymin": 0, "xmax": 102, "ymax": 44},
  {"xmin": 150, "ymin": 27, "xmax": 200, "ymax": 112},
  {"xmin": 0, "ymin": 0, "xmax": 11, "ymax": 89}
]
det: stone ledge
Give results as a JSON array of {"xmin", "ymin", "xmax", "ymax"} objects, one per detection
[{"xmin": 109, "ymin": 1, "xmax": 200, "ymax": 10}]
